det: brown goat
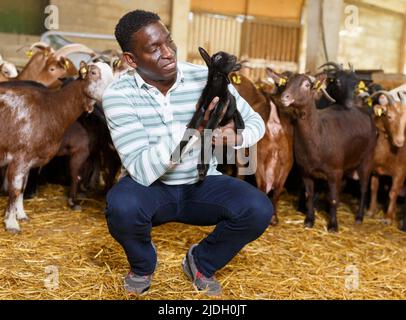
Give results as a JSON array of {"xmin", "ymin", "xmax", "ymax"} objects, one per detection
[
  {"xmin": 2, "ymin": 43, "xmax": 94, "ymax": 88},
  {"xmin": 280, "ymin": 73, "xmax": 377, "ymax": 232},
  {"xmin": 367, "ymin": 91, "xmax": 406, "ymax": 225},
  {"xmin": 229, "ymin": 71, "xmax": 294, "ymax": 225},
  {"xmin": 0, "ymin": 62, "xmax": 113, "ymax": 233}
]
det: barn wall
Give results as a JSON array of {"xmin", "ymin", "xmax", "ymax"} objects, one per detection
[
  {"xmin": 49, "ymin": 0, "xmax": 172, "ymax": 51},
  {"xmin": 0, "ymin": 0, "xmax": 172, "ymax": 66},
  {"xmin": 191, "ymin": 0, "xmax": 304, "ymax": 21},
  {"xmin": 338, "ymin": 1, "xmax": 404, "ymax": 73}
]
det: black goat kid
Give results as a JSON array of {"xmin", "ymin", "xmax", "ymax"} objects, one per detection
[{"xmin": 171, "ymin": 47, "xmax": 245, "ymax": 180}]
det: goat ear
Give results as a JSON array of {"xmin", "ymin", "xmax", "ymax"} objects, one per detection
[
  {"xmin": 266, "ymin": 68, "xmax": 287, "ymax": 87},
  {"xmin": 58, "ymin": 57, "xmax": 70, "ymax": 70},
  {"xmin": 79, "ymin": 61, "xmax": 88, "ymax": 79},
  {"xmin": 198, "ymin": 47, "xmax": 211, "ymax": 67}
]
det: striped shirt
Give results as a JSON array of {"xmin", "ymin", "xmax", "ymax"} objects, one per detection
[{"xmin": 102, "ymin": 61, "xmax": 265, "ymax": 186}]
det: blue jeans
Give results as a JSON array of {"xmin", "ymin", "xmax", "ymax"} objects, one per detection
[{"xmin": 105, "ymin": 174, "xmax": 273, "ymax": 277}]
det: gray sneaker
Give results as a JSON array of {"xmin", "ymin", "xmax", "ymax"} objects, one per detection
[
  {"xmin": 182, "ymin": 244, "xmax": 222, "ymax": 297},
  {"xmin": 123, "ymin": 241, "xmax": 157, "ymax": 295}
]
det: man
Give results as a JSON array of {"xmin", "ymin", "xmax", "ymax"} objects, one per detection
[{"xmin": 102, "ymin": 9, "xmax": 273, "ymax": 297}]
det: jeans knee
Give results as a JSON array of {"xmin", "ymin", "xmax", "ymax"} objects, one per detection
[
  {"xmin": 244, "ymin": 192, "xmax": 274, "ymax": 236},
  {"xmin": 106, "ymin": 188, "xmax": 149, "ymax": 233}
]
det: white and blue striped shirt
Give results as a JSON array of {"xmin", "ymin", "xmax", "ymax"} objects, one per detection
[{"xmin": 102, "ymin": 61, "xmax": 265, "ymax": 186}]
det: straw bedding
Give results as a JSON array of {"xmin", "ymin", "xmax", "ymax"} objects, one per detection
[{"xmin": 1, "ymin": 184, "xmax": 406, "ymax": 300}]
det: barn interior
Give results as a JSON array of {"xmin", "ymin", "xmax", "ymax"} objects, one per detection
[{"xmin": 1, "ymin": 0, "xmax": 406, "ymax": 300}]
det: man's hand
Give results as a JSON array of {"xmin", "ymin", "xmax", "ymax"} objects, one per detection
[
  {"xmin": 212, "ymin": 120, "xmax": 243, "ymax": 147},
  {"xmin": 196, "ymin": 97, "xmax": 228, "ymax": 133}
]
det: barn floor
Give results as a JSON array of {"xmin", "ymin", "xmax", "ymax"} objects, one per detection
[{"xmin": 1, "ymin": 184, "xmax": 406, "ymax": 300}]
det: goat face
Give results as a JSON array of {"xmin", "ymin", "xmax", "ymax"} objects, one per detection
[
  {"xmin": 82, "ymin": 62, "xmax": 114, "ymax": 105},
  {"xmin": 0, "ymin": 62, "xmax": 18, "ymax": 78},
  {"xmin": 374, "ymin": 91, "xmax": 406, "ymax": 148},
  {"xmin": 198, "ymin": 47, "xmax": 241, "ymax": 76},
  {"xmin": 327, "ymin": 69, "xmax": 360, "ymax": 108},
  {"xmin": 281, "ymin": 74, "xmax": 327, "ymax": 108}
]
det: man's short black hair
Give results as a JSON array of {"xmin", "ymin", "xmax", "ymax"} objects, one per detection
[{"xmin": 115, "ymin": 10, "xmax": 161, "ymax": 52}]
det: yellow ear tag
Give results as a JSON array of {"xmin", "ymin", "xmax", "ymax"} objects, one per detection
[
  {"xmin": 80, "ymin": 67, "xmax": 88, "ymax": 78},
  {"xmin": 278, "ymin": 78, "xmax": 287, "ymax": 87},
  {"xmin": 63, "ymin": 60, "xmax": 70, "ymax": 70},
  {"xmin": 367, "ymin": 97, "xmax": 373, "ymax": 107},
  {"xmin": 26, "ymin": 50, "xmax": 33, "ymax": 58},
  {"xmin": 231, "ymin": 75, "xmax": 241, "ymax": 85},
  {"xmin": 358, "ymin": 81, "xmax": 366, "ymax": 90},
  {"xmin": 314, "ymin": 80, "xmax": 323, "ymax": 92},
  {"xmin": 375, "ymin": 107, "xmax": 383, "ymax": 117}
]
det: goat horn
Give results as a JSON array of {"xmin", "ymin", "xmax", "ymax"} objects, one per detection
[
  {"xmin": 30, "ymin": 42, "xmax": 54, "ymax": 52},
  {"xmin": 348, "ymin": 62, "xmax": 354, "ymax": 72},
  {"xmin": 318, "ymin": 62, "xmax": 344, "ymax": 71},
  {"xmin": 54, "ymin": 44, "xmax": 96, "ymax": 59},
  {"xmin": 370, "ymin": 91, "xmax": 396, "ymax": 106},
  {"xmin": 399, "ymin": 91, "xmax": 406, "ymax": 106},
  {"xmin": 321, "ymin": 87, "xmax": 336, "ymax": 103}
]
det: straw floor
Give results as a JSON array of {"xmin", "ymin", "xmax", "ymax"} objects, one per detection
[{"xmin": 1, "ymin": 184, "xmax": 406, "ymax": 300}]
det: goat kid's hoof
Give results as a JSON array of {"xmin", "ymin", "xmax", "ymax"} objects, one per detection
[{"xmin": 304, "ymin": 219, "xmax": 314, "ymax": 229}]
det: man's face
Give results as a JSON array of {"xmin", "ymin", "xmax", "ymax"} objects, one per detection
[{"xmin": 125, "ymin": 21, "xmax": 177, "ymax": 82}]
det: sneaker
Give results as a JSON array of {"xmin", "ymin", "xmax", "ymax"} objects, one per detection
[
  {"xmin": 182, "ymin": 244, "xmax": 222, "ymax": 296},
  {"xmin": 123, "ymin": 241, "xmax": 157, "ymax": 295},
  {"xmin": 124, "ymin": 272, "xmax": 152, "ymax": 294}
]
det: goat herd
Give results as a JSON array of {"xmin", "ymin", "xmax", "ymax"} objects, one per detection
[{"xmin": 0, "ymin": 43, "xmax": 406, "ymax": 236}]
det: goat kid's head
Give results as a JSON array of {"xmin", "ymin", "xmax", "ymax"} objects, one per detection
[
  {"xmin": 79, "ymin": 61, "xmax": 114, "ymax": 108},
  {"xmin": 198, "ymin": 47, "xmax": 241, "ymax": 80},
  {"xmin": 372, "ymin": 91, "xmax": 406, "ymax": 148},
  {"xmin": 280, "ymin": 73, "xmax": 331, "ymax": 109}
]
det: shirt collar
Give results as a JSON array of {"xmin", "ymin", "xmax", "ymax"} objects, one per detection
[{"xmin": 133, "ymin": 64, "xmax": 185, "ymax": 90}]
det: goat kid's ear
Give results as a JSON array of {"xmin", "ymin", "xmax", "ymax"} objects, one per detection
[
  {"xmin": 266, "ymin": 68, "xmax": 287, "ymax": 87},
  {"xmin": 198, "ymin": 47, "xmax": 211, "ymax": 67},
  {"xmin": 79, "ymin": 61, "xmax": 88, "ymax": 79}
]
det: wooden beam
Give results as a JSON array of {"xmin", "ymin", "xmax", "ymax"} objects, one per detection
[
  {"xmin": 400, "ymin": 14, "xmax": 406, "ymax": 74},
  {"xmin": 306, "ymin": 0, "xmax": 321, "ymax": 73},
  {"xmin": 171, "ymin": 0, "xmax": 191, "ymax": 61}
]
